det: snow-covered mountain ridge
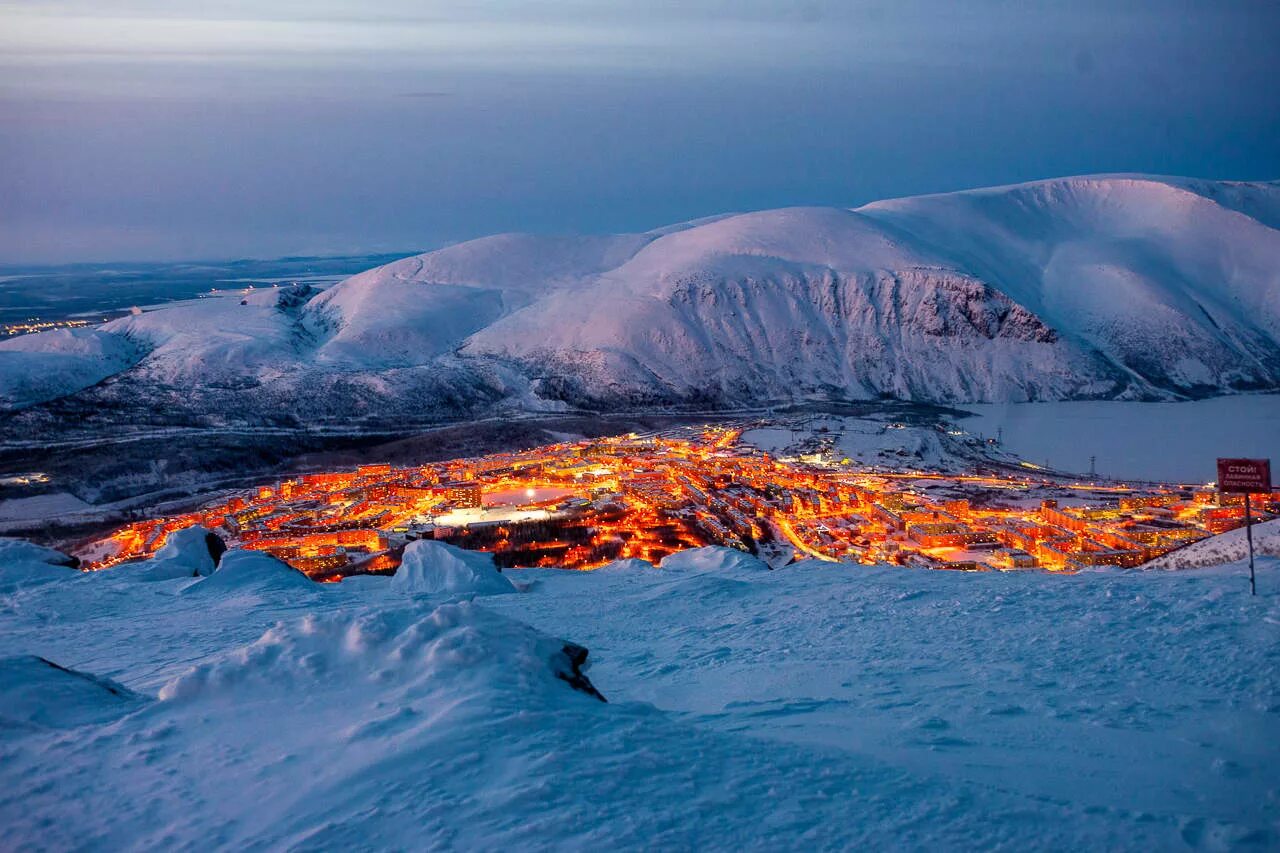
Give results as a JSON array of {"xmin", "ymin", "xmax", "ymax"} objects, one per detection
[{"xmin": 2, "ymin": 174, "xmax": 1278, "ymax": 416}]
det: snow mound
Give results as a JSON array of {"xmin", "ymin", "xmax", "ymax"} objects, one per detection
[
  {"xmin": 1146, "ymin": 519, "xmax": 1280, "ymax": 570},
  {"xmin": 0, "ymin": 538, "xmax": 79, "ymax": 593},
  {"xmin": 592, "ymin": 558, "xmax": 657, "ymax": 575},
  {"xmin": 123, "ymin": 525, "xmax": 224, "ymax": 581},
  {"xmin": 658, "ymin": 547, "xmax": 770, "ymax": 573},
  {"xmin": 390, "ymin": 540, "xmax": 516, "ymax": 597},
  {"xmin": 183, "ymin": 549, "xmax": 314, "ymax": 595},
  {"xmin": 0, "ymin": 655, "xmax": 142, "ymax": 729},
  {"xmin": 159, "ymin": 601, "xmax": 602, "ymax": 703}
]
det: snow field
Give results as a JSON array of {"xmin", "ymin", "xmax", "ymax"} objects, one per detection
[{"xmin": 0, "ymin": 535, "xmax": 1276, "ymax": 849}]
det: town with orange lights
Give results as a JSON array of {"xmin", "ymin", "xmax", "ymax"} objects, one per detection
[
  {"xmin": 81, "ymin": 423, "xmax": 1278, "ymax": 580},
  {"xmin": 6, "ymin": 7, "xmax": 1279, "ymax": 844}
]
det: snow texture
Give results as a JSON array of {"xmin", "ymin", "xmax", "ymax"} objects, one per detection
[
  {"xmin": 0, "ymin": 655, "xmax": 142, "ymax": 730},
  {"xmin": 1, "ymin": 539, "xmax": 1277, "ymax": 849}
]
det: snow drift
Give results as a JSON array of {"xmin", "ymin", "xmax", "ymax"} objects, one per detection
[
  {"xmin": 183, "ymin": 549, "xmax": 314, "ymax": 595},
  {"xmin": 592, "ymin": 557, "xmax": 657, "ymax": 575},
  {"xmin": 122, "ymin": 525, "xmax": 224, "ymax": 581},
  {"xmin": 390, "ymin": 539, "xmax": 516, "ymax": 597},
  {"xmin": 0, "ymin": 538, "xmax": 78, "ymax": 594},
  {"xmin": 159, "ymin": 601, "xmax": 601, "ymax": 703},
  {"xmin": 658, "ymin": 547, "xmax": 770, "ymax": 573}
]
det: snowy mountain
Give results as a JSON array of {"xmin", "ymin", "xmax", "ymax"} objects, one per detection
[
  {"xmin": 2, "ymin": 175, "xmax": 1278, "ymax": 417},
  {"xmin": 2, "ymin": 535, "xmax": 1276, "ymax": 847}
]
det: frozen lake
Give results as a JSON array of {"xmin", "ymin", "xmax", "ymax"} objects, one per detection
[{"xmin": 957, "ymin": 395, "xmax": 1280, "ymax": 483}]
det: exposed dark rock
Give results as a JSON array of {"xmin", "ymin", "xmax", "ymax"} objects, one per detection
[
  {"xmin": 204, "ymin": 531, "xmax": 227, "ymax": 567},
  {"xmin": 555, "ymin": 643, "xmax": 607, "ymax": 703}
]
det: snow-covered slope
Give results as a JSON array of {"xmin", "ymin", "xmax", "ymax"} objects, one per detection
[
  {"xmin": 463, "ymin": 205, "xmax": 1121, "ymax": 403},
  {"xmin": 467, "ymin": 176, "xmax": 1280, "ymax": 403},
  {"xmin": 298, "ymin": 233, "xmax": 659, "ymax": 370},
  {"xmin": 0, "ymin": 328, "xmax": 143, "ymax": 408},
  {"xmin": 1147, "ymin": 518, "xmax": 1280, "ymax": 570},
  {"xmin": 4, "ymin": 175, "xmax": 1278, "ymax": 417},
  {"xmin": 858, "ymin": 176, "xmax": 1280, "ymax": 395},
  {"xmin": 98, "ymin": 286, "xmax": 313, "ymax": 387},
  {"xmin": 1, "ymin": 540, "xmax": 1276, "ymax": 848},
  {"xmin": 0, "ymin": 537, "xmax": 79, "ymax": 594}
]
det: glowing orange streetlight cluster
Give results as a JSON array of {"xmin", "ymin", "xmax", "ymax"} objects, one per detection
[{"xmin": 81, "ymin": 427, "xmax": 1277, "ymax": 579}]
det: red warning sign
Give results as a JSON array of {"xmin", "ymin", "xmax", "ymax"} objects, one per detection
[{"xmin": 1216, "ymin": 458, "xmax": 1271, "ymax": 494}]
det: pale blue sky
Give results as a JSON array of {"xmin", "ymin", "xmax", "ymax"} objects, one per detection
[{"xmin": 1, "ymin": 1, "xmax": 1277, "ymax": 262}]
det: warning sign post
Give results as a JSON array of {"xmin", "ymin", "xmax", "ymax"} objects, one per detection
[{"xmin": 1216, "ymin": 458, "xmax": 1271, "ymax": 596}]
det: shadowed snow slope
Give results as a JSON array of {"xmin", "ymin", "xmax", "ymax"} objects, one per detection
[
  {"xmin": 0, "ymin": 537, "xmax": 75, "ymax": 568},
  {"xmin": 2, "ymin": 175, "xmax": 1278, "ymax": 415},
  {"xmin": 0, "ymin": 538, "xmax": 77, "ymax": 593},
  {"xmin": 0, "ymin": 541, "xmax": 1277, "ymax": 847},
  {"xmin": 390, "ymin": 539, "xmax": 516, "ymax": 597},
  {"xmin": 0, "ymin": 655, "xmax": 142, "ymax": 730}
]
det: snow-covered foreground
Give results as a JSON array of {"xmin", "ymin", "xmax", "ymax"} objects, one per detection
[{"xmin": 2, "ymin": 538, "xmax": 1278, "ymax": 850}]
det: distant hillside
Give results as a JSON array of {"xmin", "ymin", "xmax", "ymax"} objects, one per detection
[{"xmin": 1, "ymin": 175, "xmax": 1277, "ymax": 420}]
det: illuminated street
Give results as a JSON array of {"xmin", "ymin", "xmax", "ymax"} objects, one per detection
[{"xmin": 81, "ymin": 425, "xmax": 1278, "ymax": 578}]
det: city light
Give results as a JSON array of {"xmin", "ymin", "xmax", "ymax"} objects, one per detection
[{"xmin": 80, "ymin": 426, "xmax": 1278, "ymax": 579}]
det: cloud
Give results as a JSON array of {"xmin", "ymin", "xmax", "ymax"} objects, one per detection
[{"xmin": 0, "ymin": 0, "xmax": 1276, "ymax": 262}]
